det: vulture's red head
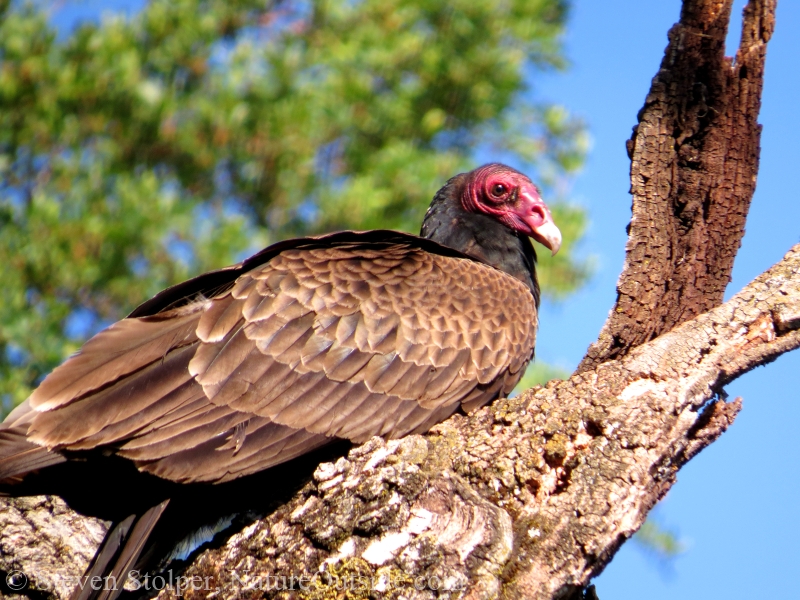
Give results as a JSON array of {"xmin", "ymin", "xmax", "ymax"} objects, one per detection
[
  {"xmin": 460, "ymin": 164, "xmax": 562, "ymax": 256},
  {"xmin": 422, "ymin": 163, "xmax": 559, "ymax": 295}
]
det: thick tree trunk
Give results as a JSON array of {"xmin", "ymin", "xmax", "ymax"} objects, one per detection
[
  {"xmin": 0, "ymin": 1, "xmax": 786, "ymax": 599},
  {"xmin": 578, "ymin": 0, "xmax": 775, "ymax": 373}
]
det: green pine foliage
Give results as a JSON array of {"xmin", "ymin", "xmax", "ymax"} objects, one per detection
[
  {"xmin": 0, "ymin": 0, "xmax": 589, "ymax": 413},
  {"xmin": 634, "ymin": 518, "xmax": 685, "ymax": 561}
]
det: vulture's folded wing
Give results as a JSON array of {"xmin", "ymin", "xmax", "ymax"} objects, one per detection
[{"xmin": 23, "ymin": 237, "xmax": 537, "ymax": 484}]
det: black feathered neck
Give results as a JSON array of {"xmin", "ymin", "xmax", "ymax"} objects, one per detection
[{"xmin": 420, "ymin": 173, "xmax": 541, "ymax": 308}]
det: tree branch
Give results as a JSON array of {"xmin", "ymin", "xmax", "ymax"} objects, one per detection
[
  {"xmin": 0, "ymin": 496, "xmax": 106, "ymax": 599},
  {"xmin": 7, "ymin": 243, "xmax": 796, "ymax": 600},
  {"xmin": 137, "ymin": 243, "xmax": 795, "ymax": 600},
  {"xmin": 578, "ymin": 0, "xmax": 775, "ymax": 373}
]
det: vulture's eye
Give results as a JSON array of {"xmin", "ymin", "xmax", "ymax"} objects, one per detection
[{"xmin": 491, "ymin": 183, "xmax": 507, "ymax": 197}]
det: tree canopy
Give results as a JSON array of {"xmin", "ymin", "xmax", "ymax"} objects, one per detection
[{"xmin": 0, "ymin": 0, "xmax": 589, "ymax": 412}]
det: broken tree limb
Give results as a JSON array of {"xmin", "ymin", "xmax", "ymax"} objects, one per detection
[{"xmin": 578, "ymin": 0, "xmax": 776, "ymax": 373}]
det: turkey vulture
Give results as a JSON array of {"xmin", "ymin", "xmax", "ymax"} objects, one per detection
[{"xmin": 0, "ymin": 163, "xmax": 560, "ymax": 600}]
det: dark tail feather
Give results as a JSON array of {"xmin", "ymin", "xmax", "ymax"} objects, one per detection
[
  {"xmin": 71, "ymin": 500, "xmax": 169, "ymax": 600},
  {"xmin": 71, "ymin": 515, "xmax": 136, "ymax": 600}
]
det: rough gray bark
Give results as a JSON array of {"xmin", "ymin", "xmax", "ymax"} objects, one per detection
[
  {"xmin": 0, "ymin": 496, "xmax": 106, "ymax": 599},
  {"xmin": 0, "ymin": 0, "xmax": 787, "ymax": 599}
]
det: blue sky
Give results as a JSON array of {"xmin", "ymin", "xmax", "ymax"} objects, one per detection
[{"xmin": 50, "ymin": 1, "xmax": 800, "ymax": 597}]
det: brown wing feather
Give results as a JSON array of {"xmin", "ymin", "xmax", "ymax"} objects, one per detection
[
  {"xmin": 29, "ymin": 308, "xmax": 201, "ymax": 412},
  {"xmin": 14, "ymin": 238, "xmax": 536, "ymax": 484}
]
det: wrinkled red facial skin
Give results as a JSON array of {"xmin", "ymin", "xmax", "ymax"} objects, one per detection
[{"xmin": 460, "ymin": 164, "xmax": 550, "ymax": 238}]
